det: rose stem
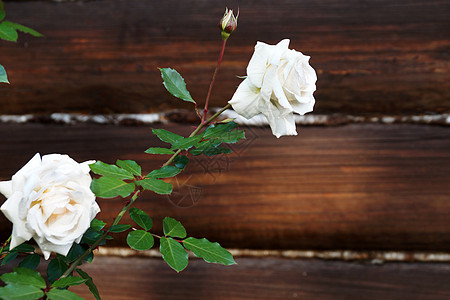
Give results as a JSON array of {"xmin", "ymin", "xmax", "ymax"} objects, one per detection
[
  {"xmin": 61, "ymin": 102, "xmax": 231, "ymax": 278},
  {"xmin": 202, "ymin": 39, "xmax": 227, "ymax": 124},
  {"xmin": 0, "ymin": 235, "xmax": 11, "ymax": 255}
]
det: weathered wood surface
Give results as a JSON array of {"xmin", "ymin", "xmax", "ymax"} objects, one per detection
[
  {"xmin": 1, "ymin": 0, "xmax": 449, "ymax": 115},
  {"xmin": 0, "ymin": 123, "xmax": 449, "ymax": 250},
  {"xmin": 3, "ymin": 257, "xmax": 450, "ymax": 299}
]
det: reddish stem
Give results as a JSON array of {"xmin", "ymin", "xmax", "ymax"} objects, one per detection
[{"xmin": 202, "ymin": 39, "xmax": 227, "ymax": 123}]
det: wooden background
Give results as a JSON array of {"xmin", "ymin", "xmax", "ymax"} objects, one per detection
[
  {"xmin": 0, "ymin": 0, "xmax": 449, "ymax": 115},
  {"xmin": 1, "ymin": 0, "xmax": 449, "ymax": 299}
]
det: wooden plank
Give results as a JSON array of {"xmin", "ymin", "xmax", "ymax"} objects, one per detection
[
  {"xmin": 1, "ymin": 0, "xmax": 448, "ymax": 114},
  {"xmin": 0, "ymin": 123, "xmax": 448, "ymax": 250},
  {"xmin": 3, "ymin": 257, "xmax": 450, "ymax": 299}
]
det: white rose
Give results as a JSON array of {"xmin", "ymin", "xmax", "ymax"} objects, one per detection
[
  {"xmin": 229, "ymin": 39, "xmax": 317, "ymax": 138},
  {"xmin": 0, "ymin": 153, "xmax": 100, "ymax": 259}
]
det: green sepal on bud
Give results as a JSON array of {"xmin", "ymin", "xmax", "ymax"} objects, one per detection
[{"xmin": 219, "ymin": 7, "xmax": 238, "ymax": 40}]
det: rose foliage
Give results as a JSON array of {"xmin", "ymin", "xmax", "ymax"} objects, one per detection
[{"xmin": 0, "ymin": 8, "xmax": 316, "ymax": 300}]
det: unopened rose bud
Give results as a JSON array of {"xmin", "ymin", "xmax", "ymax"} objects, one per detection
[{"xmin": 219, "ymin": 8, "xmax": 238, "ymax": 40}]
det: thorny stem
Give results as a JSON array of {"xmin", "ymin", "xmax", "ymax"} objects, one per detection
[
  {"xmin": 0, "ymin": 235, "xmax": 11, "ymax": 255},
  {"xmin": 61, "ymin": 103, "xmax": 232, "ymax": 278},
  {"xmin": 151, "ymin": 233, "xmax": 184, "ymax": 244},
  {"xmin": 151, "ymin": 233, "xmax": 162, "ymax": 239},
  {"xmin": 202, "ymin": 39, "xmax": 227, "ymax": 124}
]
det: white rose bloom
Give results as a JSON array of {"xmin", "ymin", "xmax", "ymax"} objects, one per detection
[
  {"xmin": 229, "ymin": 39, "xmax": 317, "ymax": 138},
  {"xmin": 0, "ymin": 153, "xmax": 100, "ymax": 259}
]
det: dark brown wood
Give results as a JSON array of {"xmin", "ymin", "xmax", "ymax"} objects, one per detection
[
  {"xmin": 3, "ymin": 257, "xmax": 450, "ymax": 299},
  {"xmin": 0, "ymin": 123, "xmax": 449, "ymax": 250},
  {"xmin": 1, "ymin": 0, "xmax": 449, "ymax": 115}
]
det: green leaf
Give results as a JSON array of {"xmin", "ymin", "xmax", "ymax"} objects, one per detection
[
  {"xmin": 84, "ymin": 250, "xmax": 94, "ymax": 264},
  {"xmin": 1, "ymin": 251, "xmax": 18, "ymax": 266},
  {"xmin": 174, "ymin": 155, "xmax": 189, "ymax": 169},
  {"xmin": 129, "ymin": 207, "xmax": 153, "ymax": 231},
  {"xmin": 47, "ymin": 258, "xmax": 68, "ymax": 284},
  {"xmin": 116, "ymin": 159, "xmax": 141, "ymax": 176},
  {"xmin": 126, "ymin": 230, "xmax": 154, "ymax": 251},
  {"xmin": 183, "ymin": 237, "xmax": 236, "ymax": 265},
  {"xmin": 203, "ymin": 146, "xmax": 232, "ymax": 156},
  {"xmin": 171, "ymin": 135, "xmax": 203, "ymax": 151},
  {"xmin": 147, "ymin": 166, "xmax": 181, "ymax": 179},
  {"xmin": 109, "ymin": 224, "xmax": 131, "ymax": 233},
  {"xmin": 14, "ymin": 267, "xmax": 43, "ymax": 278},
  {"xmin": 152, "ymin": 128, "xmax": 184, "ymax": 145},
  {"xmin": 81, "ymin": 228, "xmax": 103, "ymax": 245},
  {"xmin": 0, "ymin": 283, "xmax": 44, "ymax": 300},
  {"xmin": 90, "ymin": 218, "xmax": 106, "ymax": 231},
  {"xmin": 221, "ymin": 129, "xmax": 245, "ymax": 144},
  {"xmin": 76, "ymin": 269, "xmax": 101, "ymax": 300},
  {"xmin": 0, "ymin": 64, "xmax": 8, "ymax": 84},
  {"xmin": 62, "ymin": 243, "xmax": 85, "ymax": 264},
  {"xmin": 47, "ymin": 288, "xmax": 84, "ymax": 300},
  {"xmin": 89, "ymin": 161, "xmax": 134, "ymax": 180},
  {"xmin": 163, "ymin": 217, "xmax": 187, "ymax": 238},
  {"xmin": 3, "ymin": 21, "xmax": 42, "ymax": 38},
  {"xmin": 145, "ymin": 147, "xmax": 175, "ymax": 155},
  {"xmin": 56, "ymin": 244, "xmax": 93, "ymax": 265},
  {"xmin": 12, "ymin": 243, "xmax": 34, "ymax": 253},
  {"xmin": 51, "ymin": 276, "xmax": 87, "ymax": 288},
  {"xmin": 0, "ymin": 268, "xmax": 45, "ymax": 289},
  {"xmin": 159, "ymin": 67, "xmax": 196, "ymax": 104},
  {"xmin": 135, "ymin": 178, "xmax": 172, "ymax": 195},
  {"xmin": 91, "ymin": 176, "xmax": 135, "ymax": 198},
  {"xmin": 203, "ymin": 122, "xmax": 238, "ymax": 139},
  {"xmin": 0, "ymin": 22, "xmax": 18, "ymax": 42},
  {"xmin": 191, "ymin": 138, "xmax": 221, "ymax": 153},
  {"xmin": 18, "ymin": 253, "xmax": 40, "ymax": 270},
  {"xmin": 160, "ymin": 237, "xmax": 188, "ymax": 272},
  {"xmin": 191, "ymin": 138, "xmax": 232, "ymax": 156}
]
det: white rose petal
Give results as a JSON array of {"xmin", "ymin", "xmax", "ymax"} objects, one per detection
[
  {"xmin": 0, "ymin": 153, "xmax": 100, "ymax": 259},
  {"xmin": 229, "ymin": 39, "xmax": 317, "ymax": 138}
]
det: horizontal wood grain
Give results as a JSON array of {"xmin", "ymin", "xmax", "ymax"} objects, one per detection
[
  {"xmin": 0, "ymin": 123, "xmax": 448, "ymax": 250},
  {"xmin": 3, "ymin": 256, "xmax": 450, "ymax": 299},
  {"xmin": 1, "ymin": 0, "xmax": 449, "ymax": 114}
]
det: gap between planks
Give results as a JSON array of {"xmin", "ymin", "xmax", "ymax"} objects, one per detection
[
  {"xmin": 0, "ymin": 111, "xmax": 449, "ymax": 126},
  {"xmin": 96, "ymin": 247, "xmax": 450, "ymax": 263}
]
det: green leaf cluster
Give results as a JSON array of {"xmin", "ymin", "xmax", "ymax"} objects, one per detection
[
  {"xmin": 192, "ymin": 122, "xmax": 244, "ymax": 156},
  {"xmin": 124, "ymin": 208, "xmax": 236, "ymax": 272},
  {"xmin": 0, "ymin": 267, "xmax": 85, "ymax": 300},
  {"xmin": 90, "ymin": 161, "xmax": 136, "ymax": 198},
  {"xmin": 126, "ymin": 208, "xmax": 154, "ymax": 251},
  {"xmin": 150, "ymin": 67, "xmax": 244, "ymax": 159},
  {"xmin": 149, "ymin": 121, "xmax": 244, "ymax": 159},
  {"xmin": 159, "ymin": 217, "xmax": 236, "ymax": 272},
  {"xmin": 0, "ymin": 268, "xmax": 45, "ymax": 300},
  {"xmin": 90, "ymin": 159, "xmax": 176, "ymax": 197},
  {"xmin": 1, "ymin": 242, "xmax": 36, "ymax": 267}
]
